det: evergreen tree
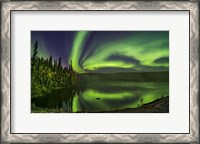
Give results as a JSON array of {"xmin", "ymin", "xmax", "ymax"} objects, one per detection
[
  {"xmin": 49, "ymin": 55, "xmax": 52, "ymax": 67},
  {"xmin": 31, "ymin": 41, "xmax": 78, "ymax": 99},
  {"xmin": 58, "ymin": 57, "xmax": 62, "ymax": 68},
  {"xmin": 32, "ymin": 40, "xmax": 38, "ymax": 60},
  {"xmin": 70, "ymin": 60, "xmax": 73, "ymax": 71}
]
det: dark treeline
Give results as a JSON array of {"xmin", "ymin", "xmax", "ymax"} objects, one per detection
[{"xmin": 31, "ymin": 40, "xmax": 78, "ymax": 98}]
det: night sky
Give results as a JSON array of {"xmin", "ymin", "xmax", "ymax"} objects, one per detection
[{"xmin": 31, "ymin": 31, "xmax": 169, "ymax": 73}]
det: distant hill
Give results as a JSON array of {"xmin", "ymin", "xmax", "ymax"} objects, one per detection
[{"xmin": 78, "ymin": 71, "xmax": 169, "ymax": 82}]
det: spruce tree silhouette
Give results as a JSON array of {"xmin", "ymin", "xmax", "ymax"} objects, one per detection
[{"xmin": 33, "ymin": 40, "xmax": 38, "ymax": 60}]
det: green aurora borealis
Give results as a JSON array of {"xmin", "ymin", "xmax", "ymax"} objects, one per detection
[
  {"xmin": 31, "ymin": 31, "xmax": 169, "ymax": 113},
  {"xmin": 32, "ymin": 31, "xmax": 169, "ymax": 73}
]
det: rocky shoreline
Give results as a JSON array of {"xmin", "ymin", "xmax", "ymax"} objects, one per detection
[{"xmin": 97, "ymin": 96, "xmax": 169, "ymax": 113}]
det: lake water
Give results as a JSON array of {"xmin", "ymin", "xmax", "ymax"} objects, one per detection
[{"xmin": 32, "ymin": 73, "xmax": 169, "ymax": 113}]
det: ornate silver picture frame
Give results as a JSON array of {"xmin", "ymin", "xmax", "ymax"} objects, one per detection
[{"xmin": 1, "ymin": 1, "xmax": 199, "ymax": 143}]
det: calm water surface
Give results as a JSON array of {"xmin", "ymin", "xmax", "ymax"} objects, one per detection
[{"xmin": 32, "ymin": 73, "xmax": 169, "ymax": 112}]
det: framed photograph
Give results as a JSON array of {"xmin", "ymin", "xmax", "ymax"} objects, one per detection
[{"xmin": 1, "ymin": 1, "xmax": 199, "ymax": 143}]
